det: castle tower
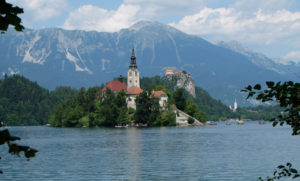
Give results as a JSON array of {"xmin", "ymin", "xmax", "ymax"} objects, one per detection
[{"xmin": 127, "ymin": 48, "xmax": 140, "ymax": 88}]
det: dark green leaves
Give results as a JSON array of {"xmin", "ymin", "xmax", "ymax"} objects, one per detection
[
  {"xmin": 0, "ymin": 0, "xmax": 24, "ymax": 32},
  {"xmin": 254, "ymin": 84, "xmax": 261, "ymax": 90},
  {"xmin": 272, "ymin": 121, "xmax": 278, "ymax": 127},
  {"xmin": 243, "ymin": 81, "xmax": 300, "ymax": 135},
  {"xmin": 260, "ymin": 162, "xmax": 300, "ymax": 180},
  {"xmin": 244, "ymin": 81, "xmax": 300, "ymax": 180},
  {"xmin": 0, "ymin": 128, "xmax": 37, "ymax": 173},
  {"xmin": 266, "ymin": 81, "xmax": 275, "ymax": 88}
]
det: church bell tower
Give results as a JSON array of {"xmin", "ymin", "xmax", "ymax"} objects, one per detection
[{"xmin": 127, "ymin": 48, "xmax": 140, "ymax": 88}]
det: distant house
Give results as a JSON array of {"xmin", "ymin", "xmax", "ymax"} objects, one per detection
[
  {"xmin": 165, "ymin": 69, "xmax": 190, "ymax": 76},
  {"xmin": 151, "ymin": 90, "xmax": 168, "ymax": 110},
  {"xmin": 126, "ymin": 86, "xmax": 143, "ymax": 109},
  {"xmin": 165, "ymin": 69, "xmax": 174, "ymax": 75}
]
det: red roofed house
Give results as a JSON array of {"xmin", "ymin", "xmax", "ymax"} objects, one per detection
[
  {"xmin": 151, "ymin": 90, "xmax": 168, "ymax": 110},
  {"xmin": 101, "ymin": 79, "xmax": 127, "ymax": 92},
  {"xmin": 174, "ymin": 71, "xmax": 182, "ymax": 74},
  {"xmin": 165, "ymin": 69, "xmax": 174, "ymax": 75}
]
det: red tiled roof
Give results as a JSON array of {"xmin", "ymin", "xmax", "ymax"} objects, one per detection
[
  {"xmin": 151, "ymin": 90, "xmax": 167, "ymax": 98},
  {"xmin": 102, "ymin": 80, "xmax": 127, "ymax": 92},
  {"xmin": 126, "ymin": 86, "xmax": 143, "ymax": 95},
  {"xmin": 166, "ymin": 69, "xmax": 174, "ymax": 72}
]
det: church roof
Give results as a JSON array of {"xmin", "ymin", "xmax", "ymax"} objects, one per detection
[
  {"xmin": 126, "ymin": 86, "xmax": 143, "ymax": 95},
  {"xmin": 151, "ymin": 90, "xmax": 167, "ymax": 98},
  {"xmin": 102, "ymin": 80, "xmax": 127, "ymax": 92}
]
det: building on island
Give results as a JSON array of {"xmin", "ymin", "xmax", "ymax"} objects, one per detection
[
  {"xmin": 126, "ymin": 86, "xmax": 143, "ymax": 109},
  {"xmin": 127, "ymin": 48, "xmax": 140, "ymax": 88},
  {"xmin": 101, "ymin": 77, "xmax": 127, "ymax": 92},
  {"xmin": 151, "ymin": 90, "xmax": 168, "ymax": 110},
  {"xmin": 126, "ymin": 48, "xmax": 143, "ymax": 109},
  {"xmin": 102, "ymin": 47, "xmax": 168, "ymax": 110},
  {"xmin": 165, "ymin": 69, "xmax": 175, "ymax": 75},
  {"xmin": 165, "ymin": 69, "xmax": 190, "ymax": 77}
]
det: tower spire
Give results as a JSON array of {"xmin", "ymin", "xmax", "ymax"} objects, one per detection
[{"xmin": 129, "ymin": 47, "xmax": 137, "ymax": 68}]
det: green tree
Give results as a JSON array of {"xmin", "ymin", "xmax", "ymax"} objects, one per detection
[
  {"xmin": 173, "ymin": 88, "xmax": 186, "ymax": 110},
  {"xmin": 95, "ymin": 89, "xmax": 128, "ymax": 127},
  {"xmin": 134, "ymin": 91, "xmax": 160, "ymax": 125},
  {"xmin": 188, "ymin": 117, "xmax": 195, "ymax": 124},
  {"xmin": 0, "ymin": 0, "xmax": 24, "ymax": 32},
  {"xmin": 184, "ymin": 99, "xmax": 207, "ymax": 122},
  {"xmin": 243, "ymin": 81, "xmax": 300, "ymax": 180},
  {"xmin": 0, "ymin": 124, "xmax": 37, "ymax": 173}
]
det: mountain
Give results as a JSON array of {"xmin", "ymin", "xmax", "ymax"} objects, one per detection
[
  {"xmin": 217, "ymin": 40, "xmax": 300, "ymax": 79},
  {"xmin": 0, "ymin": 21, "xmax": 297, "ymax": 106}
]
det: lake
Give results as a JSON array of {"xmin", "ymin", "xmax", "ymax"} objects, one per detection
[{"xmin": 1, "ymin": 122, "xmax": 299, "ymax": 180}]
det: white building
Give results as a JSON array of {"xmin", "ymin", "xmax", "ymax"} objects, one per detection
[
  {"xmin": 127, "ymin": 48, "xmax": 140, "ymax": 88},
  {"xmin": 126, "ymin": 86, "xmax": 143, "ymax": 109},
  {"xmin": 151, "ymin": 90, "xmax": 168, "ymax": 111},
  {"xmin": 125, "ymin": 48, "xmax": 169, "ymax": 110}
]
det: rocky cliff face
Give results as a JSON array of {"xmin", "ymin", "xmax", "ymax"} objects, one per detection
[{"xmin": 163, "ymin": 73, "xmax": 196, "ymax": 97}]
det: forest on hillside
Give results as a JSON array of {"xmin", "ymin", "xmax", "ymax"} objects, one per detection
[{"xmin": 0, "ymin": 75, "xmax": 77, "ymax": 125}]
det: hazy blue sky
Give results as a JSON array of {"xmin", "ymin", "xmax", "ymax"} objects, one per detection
[{"xmin": 8, "ymin": 0, "xmax": 300, "ymax": 63}]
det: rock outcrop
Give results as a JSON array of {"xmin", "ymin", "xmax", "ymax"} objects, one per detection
[{"xmin": 163, "ymin": 72, "xmax": 196, "ymax": 97}]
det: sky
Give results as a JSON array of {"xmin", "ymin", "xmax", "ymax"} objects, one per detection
[{"xmin": 7, "ymin": 0, "xmax": 300, "ymax": 63}]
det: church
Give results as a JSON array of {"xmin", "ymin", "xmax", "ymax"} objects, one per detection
[{"xmin": 101, "ymin": 48, "xmax": 168, "ymax": 110}]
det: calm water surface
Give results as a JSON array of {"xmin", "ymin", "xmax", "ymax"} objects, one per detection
[{"xmin": 1, "ymin": 122, "xmax": 299, "ymax": 180}]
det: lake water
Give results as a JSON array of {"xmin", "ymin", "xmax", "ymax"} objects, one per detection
[{"xmin": 1, "ymin": 122, "xmax": 300, "ymax": 180}]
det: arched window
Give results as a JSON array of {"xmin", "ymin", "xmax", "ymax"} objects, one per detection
[
  {"xmin": 129, "ymin": 72, "xmax": 132, "ymax": 76},
  {"xmin": 135, "ymin": 71, "xmax": 137, "ymax": 76}
]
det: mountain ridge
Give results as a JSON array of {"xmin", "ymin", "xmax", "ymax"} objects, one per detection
[{"xmin": 0, "ymin": 21, "xmax": 297, "ymax": 106}]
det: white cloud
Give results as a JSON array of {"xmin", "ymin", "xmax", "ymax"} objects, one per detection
[
  {"xmin": 62, "ymin": 0, "xmax": 208, "ymax": 32},
  {"xmin": 233, "ymin": 0, "xmax": 296, "ymax": 13},
  {"xmin": 8, "ymin": 0, "xmax": 68, "ymax": 23},
  {"xmin": 283, "ymin": 51, "xmax": 300, "ymax": 62},
  {"xmin": 169, "ymin": 8, "xmax": 300, "ymax": 47},
  {"xmin": 62, "ymin": 4, "xmax": 140, "ymax": 32},
  {"xmin": 123, "ymin": 0, "xmax": 207, "ymax": 19}
]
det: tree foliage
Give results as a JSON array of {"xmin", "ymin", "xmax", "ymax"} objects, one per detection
[
  {"xmin": 258, "ymin": 163, "xmax": 300, "ymax": 181},
  {"xmin": 0, "ymin": 0, "xmax": 24, "ymax": 33},
  {"xmin": 243, "ymin": 81, "xmax": 300, "ymax": 180},
  {"xmin": 0, "ymin": 123, "xmax": 37, "ymax": 174},
  {"xmin": 50, "ymin": 88, "xmax": 132, "ymax": 127},
  {"xmin": 184, "ymin": 99, "xmax": 207, "ymax": 122},
  {"xmin": 173, "ymin": 88, "xmax": 186, "ymax": 110},
  {"xmin": 0, "ymin": 75, "xmax": 77, "ymax": 126},
  {"xmin": 243, "ymin": 81, "xmax": 300, "ymax": 135},
  {"xmin": 134, "ymin": 91, "xmax": 160, "ymax": 125}
]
